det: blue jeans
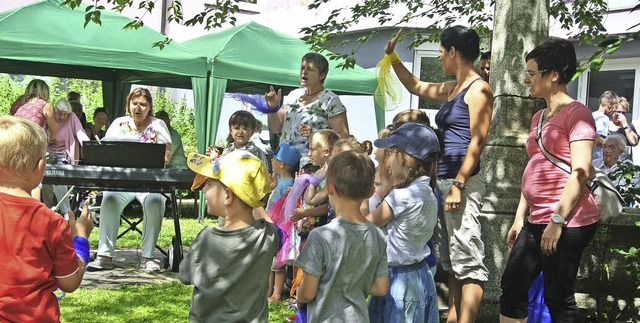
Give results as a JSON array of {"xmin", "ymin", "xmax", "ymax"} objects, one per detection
[{"xmin": 369, "ymin": 260, "xmax": 439, "ymax": 323}]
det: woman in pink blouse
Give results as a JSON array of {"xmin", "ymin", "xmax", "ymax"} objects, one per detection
[
  {"xmin": 500, "ymin": 40, "xmax": 599, "ymax": 322},
  {"xmin": 11, "ymin": 79, "xmax": 58, "ymax": 142},
  {"xmin": 87, "ymin": 88, "xmax": 172, "ymax": 273}
]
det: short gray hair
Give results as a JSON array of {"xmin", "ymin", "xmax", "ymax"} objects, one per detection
[
  {"xmin": 604, "ymin": 134, "xmax": 626, "ymax": 152},
  {"xmin": 54, "ymin": 98, "xmax": 72, "ymax": 112}
]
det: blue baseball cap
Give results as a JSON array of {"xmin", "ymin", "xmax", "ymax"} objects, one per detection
[
  {"xmin": 374, "ymin": 122, "xmax": 441, "ymax": 163},
  {"xmin": 274, "ymin": 143, "xmax": 302, "ymax": 167}
]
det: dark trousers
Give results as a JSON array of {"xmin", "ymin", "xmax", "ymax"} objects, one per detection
[{"xmin": 500, "ymin": 221, "xmax": 598, "ymax": 322}]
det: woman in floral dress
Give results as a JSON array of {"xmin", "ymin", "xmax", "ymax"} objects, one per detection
[{"xmin": 265, "ymin": 52, "xmax": 350, "ymax": 157}]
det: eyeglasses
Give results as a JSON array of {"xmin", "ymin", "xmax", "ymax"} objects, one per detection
[
  {"xmin": 524, "ymin": 69, "xmax": 547, "ymax": 78},
  {"xmin": 614, "ymin": 110, "xmax": 626, "ymax": 114},
  {"xmin": 480, "ymin": 67, "xmax": 490, "ymax": 71}
]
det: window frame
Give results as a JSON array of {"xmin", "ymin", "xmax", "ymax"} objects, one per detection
[{"xmin": 411, "ymin": 43, "xmax": 444, "ymax": 124}]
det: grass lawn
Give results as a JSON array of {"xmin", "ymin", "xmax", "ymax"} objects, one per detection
[
  {"xmin": 59, "ymin": 282, "xmax": 296, "ymax": 322},
  {"xmin": 63, "ymin": 215, "xmax": 296, "ymax": 322},
  {"xmin": 87, "ymin": 216, "xmax": 218, "ymax": 248}
]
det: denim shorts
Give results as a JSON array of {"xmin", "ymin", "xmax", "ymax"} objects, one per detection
[{"xmin": 368, "ymin": 260, "xmax": 439, "ymax": 323}]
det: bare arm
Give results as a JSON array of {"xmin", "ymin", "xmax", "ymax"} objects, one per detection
[
  {"xmin": 43, "ymin": 103, "xmax": 58, "ymax": 142},
  {"xmin": 540, "ymin": 139, "xmax": 593, "ymax": 256},
  {"xmin": 385, "ymin": 29, "xmax": 456, "ymax": 104},
  {"xmin": 506, "ymin": 193, "xmax": 529, "ymax": 248},
  {"xmin": 57, "ymin": 204, "xmax": 93, "ymax": 292},
  {"xmin": 443, "ymin": 81, "xmax": 493, "ymax": 212},
  {"xmin": 266, "ymin": 86, "xmax": 285, "ymax": 134},
  {"xmin": 328, "ymin": 113, "xmax": 350, "ymax": 138},
  {"xmin": 305, "ymin": 186, "xmax": 328, "ymax": 205},
  {"xmin": 291, "ymin": 204, "xmax": 329, "ymax": 222},
  {"xmin": 369, "ymin": 276, "xmax": 390, "ymax": 296},
  {"xmin": 366, "ymin": 200, "xmax": 394, "ymax": 228},
  {"xmin": 164, "ymin": 143, "xmax": 173, "ymax": 166},
  {"xmin": 296, "ymin": 271, "xmax": 319, "ymax": 303}
]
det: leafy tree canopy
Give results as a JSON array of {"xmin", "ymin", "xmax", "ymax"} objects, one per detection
[{"xmin": 59, "ymin": 0, "xmax": 640, "ymax": 72}]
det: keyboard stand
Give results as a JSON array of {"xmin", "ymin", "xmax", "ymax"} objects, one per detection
[{"xmin": 70, "ymin": 187, "xmax": 183, "ymax": 272}]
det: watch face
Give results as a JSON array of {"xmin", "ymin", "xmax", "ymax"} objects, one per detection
[{"xmin": 551, "ymin": 214, "xmax": 565, "ymax": 224}]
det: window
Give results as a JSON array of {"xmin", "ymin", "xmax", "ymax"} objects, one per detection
[
  {"xmin": 585, "ymin": 70, "xmax": 635, "ymax": 116},
  {"xmin": 576, "ymin": 57, "xmax": 640, "ymax": 163},
  {"xmin": 417, "ymin": 55, "xmax": 456, "ymax": 110}
]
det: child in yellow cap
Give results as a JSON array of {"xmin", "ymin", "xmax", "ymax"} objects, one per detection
[{"xmin": 180, "ymin": 150, "xmax": 283, "ymax": 322}]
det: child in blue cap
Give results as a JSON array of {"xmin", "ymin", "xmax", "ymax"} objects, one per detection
[{"xmin": 266, "ymin": 143, "xmax": 301, "ymax": 303}]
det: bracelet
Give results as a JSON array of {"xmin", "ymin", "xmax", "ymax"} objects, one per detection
[
  {"xmin": 386, "ymin": 51, "xmax": 401, "ymax": 65},
  {"xmin": 73, "ymin": 236, "xmax": 90, "ymax": 267}
]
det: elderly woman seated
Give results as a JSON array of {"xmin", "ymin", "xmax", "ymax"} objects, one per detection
[{"xmin": 592, "ymin": 135, "xmax": 628, "ymax": 174}]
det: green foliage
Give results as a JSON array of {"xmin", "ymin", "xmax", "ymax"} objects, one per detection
[
  {"xmin": 607, "ymin": 161, "xmax": 640, "ymax": 206},
  {"xmin": 0, "ymin": 74, "xmax": 104, "ymax": 118},
  {"xmin": 58, "ymin": 0, "xmax": 639, "ymax": 73},
  {"xmin": 0, "ymin": 75, "xmax": 28, "ymax": 116},
  {"xmin": 610, "ymin": 220, "xmax": 640, "ymax": 321},
  {"xmin": 151, "ymin": 88, "xmax": 198, "ymax": 156}
]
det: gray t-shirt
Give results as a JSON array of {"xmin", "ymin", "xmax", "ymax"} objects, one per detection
[
  {"xmin": 179, "ymin": 219, "xmax": 280, "ymax": 323},
  {"xmin": 383, "ymin": 175, "xmax": 437, "ymax": 266},
  {"xmin": 296, "ymin": 219, "xmax": 388, "ymax": 322}
]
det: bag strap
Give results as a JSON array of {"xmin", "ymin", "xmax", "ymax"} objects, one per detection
[{"xmin": 535, "ymin": 109, "xmax": 594, "ymax": 187}]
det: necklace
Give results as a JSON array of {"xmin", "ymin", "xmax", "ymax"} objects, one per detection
[
  {"xmin": 304, "ymin": 87, "xmax": 324, "ymax": 97},
  {"xmin": 543, "ymin": 103, "xmax": 570, "ymax": 123}
]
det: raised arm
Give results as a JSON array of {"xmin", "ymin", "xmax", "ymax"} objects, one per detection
[
  {"xmin": 366, "ymin": 199, "xmax": 394, "ymax": 228},
  {"xmin": 265, "ymin": 86, "xmax": 285, "ymax": 134},
  {"xmin": 384, "ymin": 29, "xmax": 456, "ymax": 104}
]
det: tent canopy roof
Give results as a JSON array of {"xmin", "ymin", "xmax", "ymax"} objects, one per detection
[
  {"xmin": 182, "ymin": 21, "xmax": 377, "ymax": 95},
  {"xmin": 0, "ymin": 0, "xmax": 208, "ymax": 87}
]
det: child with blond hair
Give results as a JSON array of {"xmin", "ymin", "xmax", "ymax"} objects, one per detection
[{"xmin": 0, "ymin": 116, "xmax": 93, "ymax": 322}]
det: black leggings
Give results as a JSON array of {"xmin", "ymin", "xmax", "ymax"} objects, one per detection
[{"xmin": 500, "ymin": 221, "xmax": 597, "ymax": 322}]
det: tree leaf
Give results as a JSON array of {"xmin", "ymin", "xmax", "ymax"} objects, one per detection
[{"xmin": 590, "ymin": 58, "xmax": 605, "ymax": 73}]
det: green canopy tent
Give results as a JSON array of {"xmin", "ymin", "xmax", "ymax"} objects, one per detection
[
  {"xmin": 182, "ymin": 21, "xmax": 385, "ymax": 153},
  {"xmin": 0, "ymin": 0, "xmax": 209, "ymax": 120}
]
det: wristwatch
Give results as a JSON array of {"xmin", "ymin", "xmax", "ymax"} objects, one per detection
[
  {"xmin": 452, "ymin": 180, "xmax": 466, "ymax": 190},
  {"xmin": 550, "ymin": 213, "xmax": 567, "ymax": 225}
]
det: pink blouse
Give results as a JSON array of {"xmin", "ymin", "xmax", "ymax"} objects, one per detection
[
  {"xmin": 13, "ymin": 98, "xmax": 47, "ymax": 128},
  {"xmin": 522, "ymin": 101, "xmax": 599, "ymax": 227}
]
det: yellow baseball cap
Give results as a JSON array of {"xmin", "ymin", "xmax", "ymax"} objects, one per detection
[{"xmin": 187, "ymin": 150, "xmax": 271, "ymax": 208}]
